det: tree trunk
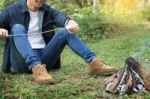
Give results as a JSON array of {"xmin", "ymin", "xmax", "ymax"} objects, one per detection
[
  {"xmin": 75, "ymin": 0, "xmax": 83, "ymax": 8},
  {"xmin": 93, "ymin": 0, "xmax": 98, "ymax": 7},
  {"xmin": 147, "ymin": 0, "xmax": 150, "ymax": 7},
  {"xmin": 83, "ymin": 0, "xmax": 88, "ymax": 6}
]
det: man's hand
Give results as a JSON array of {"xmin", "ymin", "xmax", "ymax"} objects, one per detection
[
  {"xmin": 0, "ymin": 28, "xmax": 8, "ymax": 39},
  {"xmin": 66, "ymin": 20, "xmax": 80, "ymax": 34}
]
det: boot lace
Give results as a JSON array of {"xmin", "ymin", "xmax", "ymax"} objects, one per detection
[{"xmin": 33, "ymin": 64, "xmax": 47, "ymax": 76}]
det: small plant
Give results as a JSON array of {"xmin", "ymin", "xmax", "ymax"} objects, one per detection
[
  {"xmin": 71, "ymin": 7, "xmax": 110, "ymax": 42},
  {"xmin": 141, "ymin": 7, "xmax": 150, "ymax": 21}
]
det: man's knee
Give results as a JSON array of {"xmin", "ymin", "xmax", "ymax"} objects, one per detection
[
  {"xmin": 11, "ymin": 24, "xmax": 26, "ymax": 34},
  {"xmin": 56, "ymin": 28, "xmax": 69, "ymax": 37}
]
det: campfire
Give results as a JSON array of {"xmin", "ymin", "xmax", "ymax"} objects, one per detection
[{"xmin": 105, "ymin": 57, "xmax": 150, "ymax": 95}]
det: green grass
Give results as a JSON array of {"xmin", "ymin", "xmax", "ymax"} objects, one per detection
[{"xmin": 0, "ymin": 30, "xmax": 150, "ymax": 99}]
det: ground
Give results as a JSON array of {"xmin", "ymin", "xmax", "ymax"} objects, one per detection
[{"xmin": 0, "ymin": 30, "xmax": 150, "ymax": 99}]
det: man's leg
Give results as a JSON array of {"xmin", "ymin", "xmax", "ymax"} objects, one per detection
[
  {"xmin": 10, "ymin": 24, "xmax": 41, "ymax": 71},
  {"xmin": 10, "ymin": 24, "xmax": 54, "ymax": 84},
  {"xmin": 42, "ymin": 28, "xmax": 118, "ymax": 75},
  {"xmin": 10, "ymin": 38, "xmax": 30, "ymax": 73},
  {"xmin": 41, "ymin": 28, "xmax": 96, "ymax": 68}
]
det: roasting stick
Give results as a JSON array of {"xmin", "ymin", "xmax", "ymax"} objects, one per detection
[{"xmin": 8, "ymin": 28, "xmax": 60, "ymax": 37}]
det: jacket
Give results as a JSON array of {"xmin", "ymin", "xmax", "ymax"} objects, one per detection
[{"xmin": 0, "ymin": 0, "xmax": 69, "ymax": 73}]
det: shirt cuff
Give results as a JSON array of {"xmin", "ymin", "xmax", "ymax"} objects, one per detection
[{"xmin": 65, "ymin": 18, "xmax": 74, "ymax": 26}]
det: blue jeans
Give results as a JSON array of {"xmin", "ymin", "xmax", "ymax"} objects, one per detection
[{"xmin": 10, "ymin": 24, "xmax": 96, "ymax": 73}]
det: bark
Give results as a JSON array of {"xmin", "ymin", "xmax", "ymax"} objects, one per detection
[
  {"xmin": 93, "ymin": 0, "xmax": 99, "ymax": 7},
  {"xmin": 75, "ymin": 0, "xmax": 83, "ymax": 8}
]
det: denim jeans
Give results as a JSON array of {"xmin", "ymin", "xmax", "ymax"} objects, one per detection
[{"xmin": 10, "ymin": 24, "xmax": 96, "ymax": 73}]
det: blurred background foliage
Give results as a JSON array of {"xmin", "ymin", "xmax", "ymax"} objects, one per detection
[{"xmin": 0, "ymin": 0, "xmax": 150, "ymax": 42}]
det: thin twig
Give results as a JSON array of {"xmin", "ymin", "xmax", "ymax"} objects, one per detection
[{"xmin": 8, "ymin": 28, "xmax": 59, "ymax": 37}]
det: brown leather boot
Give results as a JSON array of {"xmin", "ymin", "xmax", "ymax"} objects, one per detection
[
  {"xmin": 32, "ymin": 64, "xmax": 54, "ymax": 84},
  {"xmin": 89, "ymin": 59, "xmax": 118, "ymax": 76}
]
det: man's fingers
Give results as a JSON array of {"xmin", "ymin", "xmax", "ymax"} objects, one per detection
[
  {"xmin": 67, "ymin": 23, "xmax": 79, "ymax": 31},
  {"xmin": 68, "ymin": 27, "xmax": 80, "ymax": 34},
  {"xmin": 0, "ymin": 31, "xmax": 4, "ymax": 39},
  {"xmin": 66, "ymin": 20, "xmax": 80, "ymax": 34},
  {"xmin": 3, "ymin": 29, "xmax": 8, "ymax": 36},
  {"xmin": 2, "ymin": 29, "xmax": 8, "ymax": 38},
  {"xmin": 66, "ymin": 23, "xmax": 79, "ymax": 29},
  {"xmin": 69, "ymin": 27, "xmax": 80, "ymax": 32},
  {"xmin": 0, "ymin": 29, "xmax": 8, "ymax": 39}
]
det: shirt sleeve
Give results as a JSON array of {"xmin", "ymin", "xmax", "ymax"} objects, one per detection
[
  {"xmin": 50, "ymin": 8, "xmax": 70, "ymax": 27},
  {"xmin": 0, "ymin": 8, "xmax": 10, "ymax": 30}
]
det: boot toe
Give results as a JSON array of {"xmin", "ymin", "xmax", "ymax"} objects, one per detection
[
  {"xmin": 89, "ymin": 59, "xmax": 119, "ymax": 76},
  {"xmin": 32, "ymin": 64, "xmax": 55, "ymax": 85},
  {"xmin": 90, "ymin": 65, "xmax": 119, "ymax": 76},
  {"xmin": 33, "ymin": 77, "xmax": 55, "ymax": 85},
  {"xmin": 102, "ymin": 68, "xmax": 119, "ymax": 76}
]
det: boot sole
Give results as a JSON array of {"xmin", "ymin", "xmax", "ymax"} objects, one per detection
[
  {"xmin": 32, "ymin": 79, "xmax": 55, "ymax": 85},
  {"xmin": 89, "ymin": 71, "xmax": 117, "ymax": 76}
]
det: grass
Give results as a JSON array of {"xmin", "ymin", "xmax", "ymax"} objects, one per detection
[{"xmin": 0, "ymin": 30, "xmax": 150, "ymax": 99}]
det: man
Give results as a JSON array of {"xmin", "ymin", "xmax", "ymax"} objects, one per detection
[{"xmin": 0, "ymin": 0, "xmax": 118, "ymax": 84}]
